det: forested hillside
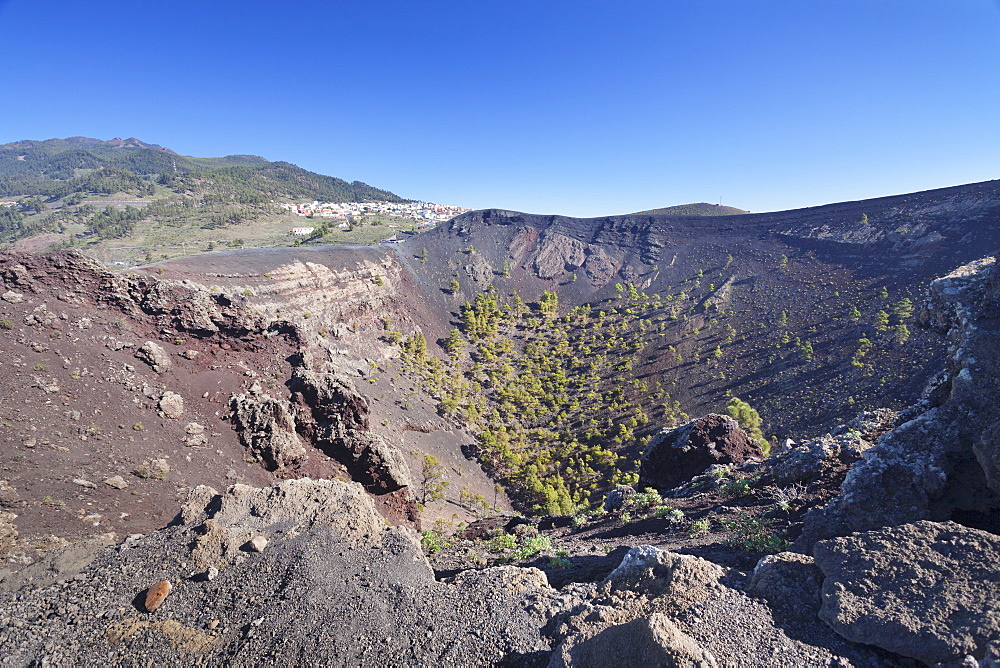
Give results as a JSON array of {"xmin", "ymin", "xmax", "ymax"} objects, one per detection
[{"xmin": 0, "ymin": 136, "xmax": 408, "ymax": 256}]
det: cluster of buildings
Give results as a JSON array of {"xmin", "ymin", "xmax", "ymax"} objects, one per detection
[
  {"xmin": 0, "ymin": 202, "xmax": 18, "ymax": 208},
  {"xmin": 279, "ymin": 200, "xmax": 472, "ymax": 225}
]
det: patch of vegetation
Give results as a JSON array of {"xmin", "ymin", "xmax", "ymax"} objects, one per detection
[
  {"xmin": 720, "ymin": 478, "xmax": 752, "ymax": 498},
  {"xmin": 548, "ymin": 549, "xmax": 571, "ymax": 568},
  {"xmin": 419, "ymin": 454, "xmax": 450, "ymax": 506},
  {"xmin": 722, "ymin": 515, "xmax": 788, "ymax": 553},
  {"xmin": 487, "ymin": 533, "xmax": 517, "ymax": 554},
  {"xmin": 420, "ymin": 530, "xmax": 451, "ymax": 554},
  {"xmin": 689, "ymin": 518, "xmax": 710, "ymax": 537},
  {"xmin": 511, "ymin": 535, "xmax": 552, "ymax": 560},
  {"xmin": 726, "ymin": 396, "xmax": 767, "ymax": 454},
  {"xmin": 41, "ymin": 495, "xmax": 65, "ymax": 508}
]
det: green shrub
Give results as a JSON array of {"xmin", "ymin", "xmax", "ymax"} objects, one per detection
[
  {"xmin": 487, "ymin": 533, "xmax": 517, "ymax": 553},
  {"xmin": 512, "ymin": 535, "xmax": 551, "ymax": 560},
  {"xmin": 689, "ymin": 519, "xmax": 710, "ymax": 537},
  {"xmin": 548, "ymin": 549, "xmax": 571, "ymax": 568},
  {"xmin": 419, "ymin": 455, "xmax": 449, "ymax": 505},
  {"xmin": 722, "ymin": 515, "xmax": 787, "ymax": 553},
  {"xmin": 654, "ymin": 506, "xmax": 684, "ymax": 522},
  {"xmin": 632, "ymin": 488, "xmax": 662, "ymax": 508},
  {"xmin": 721, "ymin": 479, "xmax": 751, "ymax": 497},
  {"xmin": 420, "ymin": 530, "xmax": 450, "ymax": 554}
]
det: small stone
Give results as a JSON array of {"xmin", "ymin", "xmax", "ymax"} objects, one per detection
[
  {"xmin": 143, "ymin": 580, "xmax": 171, "ymax": 613},
  {"xmin": 206, "ymin": 619, "xmax": 219, "ymax": 630},
  {"xmin": 72, "ymin": 479, "xmax": 97, "ymax": 489},
  {"xmin": 158, "ymin": 391, "xmax": 184, "ymax": 419},
  {"xmin": 206, "ymin": 566, "xmax": 219, "ymax": 581},
  {"xmin": 149, "ymin": 459, "xmax": 171, "ymax": 479},
  {"xmin": 247, "ymin": 535, "xmax": 268, "ymax": 553},
  {"xmin": 0, "ymin": 481, "xmax": 20, "ymax": 507},
  {"xmin": 135, "ymin": 341, "xmax": 172, "ymax": 373},
  {"xmin": 183, "ymin": 422, "xmax": 207, "ymax": 446},
  {"xmin": 103, "ymin": 476, "xmax": 128, "ymax": 490},
  {"xmin": 2, "ymin": 291, "xmax": 24, "ymax": 303},
  {"xmin": 179, "ymin": 349, "xmax": 200, "ymax": 360}
]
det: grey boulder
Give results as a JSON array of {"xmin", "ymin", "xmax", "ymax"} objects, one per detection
[{"xmin": 814, "ymin": 520, "xmax": 1000, "ymax": 665}]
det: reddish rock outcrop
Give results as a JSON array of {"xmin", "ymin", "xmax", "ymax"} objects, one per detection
[{"xmin": 639, "ymin": 414, "xmax": 763, "ymax": 491}]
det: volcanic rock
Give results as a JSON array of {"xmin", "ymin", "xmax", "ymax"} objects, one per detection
[
  {"xmin": 143, "ymin": 580, "xmax": 172, "ymax": 613},
  {"xmin": 0, "ymin": 479, "xmax": 560, "ymax": 664},
  {"xmin": 0, "ymin": 481, "xmax": 20, "ymax": 507},
  {"xmin": 246, "ymin": 535, "xmax": 268, "ymax": 553},
  {"xmin": 348, "ymin": 430, "xmax": 412, "ymax": 493},
  {"xmin": 157, "ymin": 391, "xmax": 184, "ymax": 419},
  {"xmin": 768, "ymin": 432, "xmax": 873, "ymax": 486},
  {"xmin": 0, "ymin": 533, "xmax": 117, "ymax": 592},
  {"xmin": 549, "ymin": 612, "xmax": 717, "ymax": 668},
  {"xmin": 229, "ymin": 392, "xmax": 306, "ymax": 470},
  {"xmin": 640, "ymin": 415, "xmax": 763, "ymax": 491},
  {"xmin": 183, "ymin": 422, "xmax": 206, "ymax": 446},
  {"xmin": 748, "ymin": 552, "xmax": 822, "ymax": 617},
  {"xmin": 183, "ymin": 479, "xmax": 387, "ymax": 570},
  {"xmin": 135, "ymin": 341, "xmax": 172, "ymax": 373},
  {"xmin": 533, "ymin": 232, "xmax": 586, "ymax": 279},
  {"xmin": 103, "ymin": 476, "xmax": 128, "ymax": 490},
  {"xmin": 603, "ymin": 484, "xmax": 636, "ymax": 512},
  {"xmin": 0, "ymin": 512, "xmax": 17, "ymax": 555},
  {"xmin": 813, "ymin": 520, "xmax": 1000, "ymax": 665},
  {"xmin": 602, "ymin": 545, "xmax": 726, "ymax": 612}
]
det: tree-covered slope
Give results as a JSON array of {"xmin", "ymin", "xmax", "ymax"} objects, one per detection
[
  {"xmin": 396, "ymin": 179, "xmax": 1000, "ymax": 506},
  {"xmin": 0, "ymin": 137, "xmax": 411, "ymax": 255},
  {"xmin": 0, "ymin": 136, "xmax": 406, "ymax": 202}
]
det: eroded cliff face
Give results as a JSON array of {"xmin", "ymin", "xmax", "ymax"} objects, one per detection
[
  {"xmin": 143, "ymin": 250, "xmax": 431, "ymax": 525},
  {"xmin": 773, "ymin": 185, "xmax": 1000, "ymax": 254},
  {"xmin": 131, "ymin": 246, "xmax": 503, "ymax": 527}
]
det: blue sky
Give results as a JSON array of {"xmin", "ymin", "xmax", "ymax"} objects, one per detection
[{"xmin": 1, "ymin": 0, "xmax": 998, "ymax": 216}]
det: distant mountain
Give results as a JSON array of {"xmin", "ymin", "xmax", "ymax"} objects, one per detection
[
  {"xmin": 65, "ymin": 136, "xmax": 179, "ymax": 154},
  {"xmin": 631, "ymin": 202, "xmax": 748, "ymax": 216},
  {"xmin": 0, "ymin": 136, "xmax": 406, "ymax": 203},
  {"xmin": 0, "ymin": 137, "xmax": 411, "ymax": 249}
]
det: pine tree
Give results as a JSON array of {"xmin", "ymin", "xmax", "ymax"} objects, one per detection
[
  {"xmin": 419, "ymin": 455, "xmax": 449, "ymax": 505},
  {"xmin": 726, "ymin": 397, "xmax": 767, "ymax": 453}
]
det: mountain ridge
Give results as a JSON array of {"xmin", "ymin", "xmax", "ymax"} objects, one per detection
[
  {"xmin": 631, "ymin": 202, "xmax": 748, "ymax": 216},
  {"xmin": 0, "ymin": 136, "xmax": 413, "ymax": 256},
  {"xmin": 0, "ymin": 136, "xmax": 406, "ymax": 202}
]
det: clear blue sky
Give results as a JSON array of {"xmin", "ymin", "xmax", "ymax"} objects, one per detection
[{"xmin": 1, "ymin": 0, "xmax": 999, "ymax": 216}]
